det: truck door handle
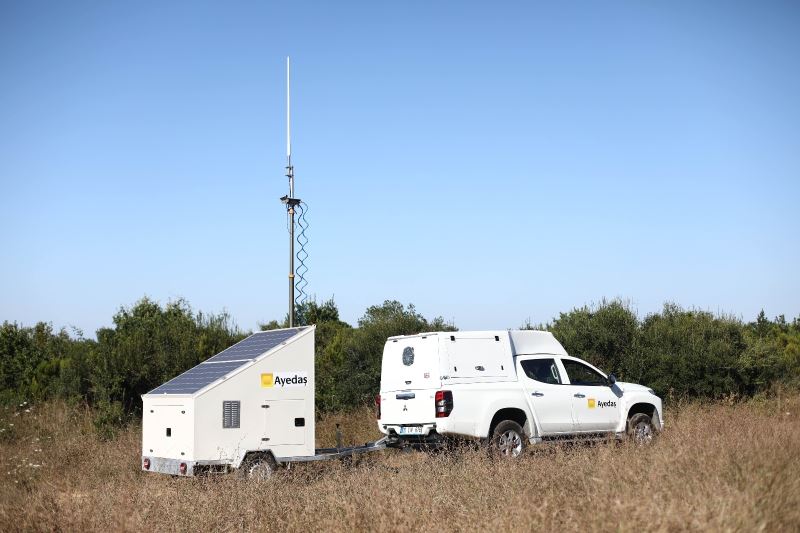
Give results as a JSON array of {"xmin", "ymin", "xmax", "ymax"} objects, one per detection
[
  {"xmin": 532, "ymin": 392, "xmax": 544, "ymax": 397},
  {"xmin": 475, "ymin": 366, "xmax": 485, "ymax": 371},
  {"xmin": 574, "ymin": 393, "xmax": 585, "ymax": 398},
  {"xmin": 396, "ymin": 392, "xmax": 415, "ymax": 400}
]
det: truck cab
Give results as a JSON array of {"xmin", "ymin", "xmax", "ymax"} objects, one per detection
[{"xmin": 377, "ymin": 330, "xmax": 664, "ymax": 455}]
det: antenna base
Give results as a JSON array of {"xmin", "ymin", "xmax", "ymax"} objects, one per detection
[{"xmin": 280, "ymin": 195, "xmax": 302, "ymax": 207}]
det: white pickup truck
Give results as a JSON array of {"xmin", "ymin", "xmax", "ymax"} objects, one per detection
[{"xmin": 377, "ymin": 330, "xmax": 663, "ymax": 456}]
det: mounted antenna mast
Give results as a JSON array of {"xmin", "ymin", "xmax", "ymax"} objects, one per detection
[
  {"xmin": 280, "ymin": 56, "xmax": 301, "ymax": 327},
  {"xmin": 287, "ymin": 56, "xmax": 293, "ymax": 197}
]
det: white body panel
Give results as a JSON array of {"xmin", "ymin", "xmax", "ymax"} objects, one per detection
[
  {"xmin": 141, "ymin": 402, "xmax": 194, "ymax": 460},
  {"xmin": 517, "ymin": 358, "xmax": 576, "ymax": 434},
  {"xmin": 142, "ymin": 327, "xmax": 315, "ymax": 471},
  {"xmin": 378, "ymin": 330, "xmax": 664, "ymax": 442}
]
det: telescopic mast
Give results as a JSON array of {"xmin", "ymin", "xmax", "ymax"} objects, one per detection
[{"xmin": 280, "ymin": 56, "xmax": 300, "ymax": 327}]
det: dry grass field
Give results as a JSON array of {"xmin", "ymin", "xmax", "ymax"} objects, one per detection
[{"xmin": 1, "ymin": 396, "xmax": 799, "ymax": 532}]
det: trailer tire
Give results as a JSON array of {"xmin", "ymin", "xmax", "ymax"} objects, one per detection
[
  {"xmin": 628, "ymin": 413, "xmax": 656, "ymax": 445},
  {"xmin": 490, "ymin": 420, "xmax": 526, "ymax": 458},
  {"xmin": 240, "ymin": 453, "xmax": 276, "ymax": 481}
]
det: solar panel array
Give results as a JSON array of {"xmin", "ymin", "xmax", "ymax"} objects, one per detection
[
  {"xmin": 204, "ymin": 328, "xmax": 304, "ymax": 363},
  {"xmin": 147, "ymin": 327, "xmax": 307, "ymax": 395}
]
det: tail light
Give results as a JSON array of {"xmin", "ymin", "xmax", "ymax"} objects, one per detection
[
  {"xmin": 435, "ymin": 390, "xmax": 453, "ymax": 418},
  {"xmin": 143, "ymin": 458, "xmax": 150, "ymax": 470},
  {"xmin": 375, "ymin": 394, "xmax": 381, "ymax": 420},
  {"xmin": 179, "ymin": 462, "xmax": 187, "ymax": 475}
]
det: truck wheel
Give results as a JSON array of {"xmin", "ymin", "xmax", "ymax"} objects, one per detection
[
  {"xmin": 628, "ymin": 413, "xmax": 655, "ymax": 445},
  {"xmin": 491, "ymin": 420, "xmax": 526, "ymax": 458},
  {"xmin": 240, "ymin": 454, "xmax": 276, "ymax": 480}
]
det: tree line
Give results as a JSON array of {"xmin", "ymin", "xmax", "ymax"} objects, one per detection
[{"xmin": 1, "ymin": 297, "xmax": 798, "ymax": 434}]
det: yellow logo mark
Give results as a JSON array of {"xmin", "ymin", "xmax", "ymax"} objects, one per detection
[
  {"xmin": 261, "ymin": 373, "xmax": 274, "ymax": 388},
  {"xmin": 588, "ymin": 398, "xmax": 596, "ymax": 409}
]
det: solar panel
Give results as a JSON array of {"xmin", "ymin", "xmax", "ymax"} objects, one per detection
[
  {"xmin": 146, "ymin": 327, "xmax": 308, "ymax": 395},
  {"xmin": 204, "ymin": 328, "xmax": 306, "ymax": 364},
  {"xmin": 148, "ymin": 361, "xmax": 246, "ymax": 395}
]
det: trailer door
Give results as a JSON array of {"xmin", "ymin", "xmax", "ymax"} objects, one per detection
[
  {"xmin": 263, "ymin": 399, "xmax": 306, "ymax": 446},
  {"xmin": 143, "ymin": 403, "xmax": 192, "ymax": 459}
]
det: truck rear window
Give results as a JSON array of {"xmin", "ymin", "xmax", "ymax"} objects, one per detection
[{"xmin": 520, "ymin": 359, "xmax": 562, "ymax": 384}]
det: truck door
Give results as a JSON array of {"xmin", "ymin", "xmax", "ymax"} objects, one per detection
[
  {"xmin": 517, "ymin": 357, "xmax": 575, "ymax": 435},
  {"xmin": 559, "ymin": 358, "xmax": 620, "ymax": 432},
  {"xmin": 379, "ymin": 336, "xmax": 441, "ymax": 425}
]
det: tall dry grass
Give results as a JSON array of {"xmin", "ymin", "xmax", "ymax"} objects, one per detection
[{"xmin": 1, "ymin": 397, "xmax": 798, "ymax": 532}]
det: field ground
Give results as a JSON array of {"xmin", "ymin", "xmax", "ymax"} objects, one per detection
[{"xmin": 1, "ymin": 396, "xmax": 799, "ymax": 532}]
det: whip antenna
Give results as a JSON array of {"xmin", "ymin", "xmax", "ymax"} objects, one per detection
[
  {"xmin": 287, "ymin": 56, "xmax": 292, "ymax": 191},
  {"xmin": 280, "ymin": 57, "xmax": 300, "ymax": 327}
]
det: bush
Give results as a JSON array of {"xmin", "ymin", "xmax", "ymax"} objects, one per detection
[
  {"xmin": 543, "ymin": 301, "xmax": 800, "ymax": 400},
  {"xmin": 1, "ymin": 296, "xmax": 799, "ymax": 422},
  {"xmin": 92, "ymin": 400, "xmax": 126, "ymax": 440},
  {"xmin": 546, "ymin": 299, "xmax": 638, "ymax": 379},
  {"xmin": 90, "ymin": 298, "xmax": 244, "ymax": 413},
  {"xmin": 315, "ymin": 300, "xmax": 456, "ymax": 411},
  {"xmin": 632, "ymin": 304, "xmax": 746, "ymax": 398}
]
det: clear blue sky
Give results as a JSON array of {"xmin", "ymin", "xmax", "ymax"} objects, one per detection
[{"xmin": 2, "ymin": 1, "xmax": 799, "ymax": 336}]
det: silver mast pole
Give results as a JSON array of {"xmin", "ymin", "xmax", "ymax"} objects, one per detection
[{"xmin": 286, "ymin": 56, "xmax": 295, "ymax": 327}]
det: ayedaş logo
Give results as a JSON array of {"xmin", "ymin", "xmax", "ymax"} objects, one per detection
[
  {"xmin": 261, "ymin": 371, "xmax": 308, "ymax": 388},
  {"xmin": 587, "ymin": 398, "xmax": 616, "ymax": 409}
]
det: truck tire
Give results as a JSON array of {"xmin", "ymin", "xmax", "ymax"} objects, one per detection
[
  {"xmin": 628, "ymin": 413, "xmax": 656, "ymax": 445},
  {"xmin": 491, "ymin": 420, "xmax": 526, "ymax": 458},
  {"xmin": 239, "ymin": 453, "xmax": 276, "ymax": 480}
]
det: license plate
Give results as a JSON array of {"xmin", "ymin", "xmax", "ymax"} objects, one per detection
[{"xmin": 399, "ymin": 426, "xmax": 423, "ymax": 435}]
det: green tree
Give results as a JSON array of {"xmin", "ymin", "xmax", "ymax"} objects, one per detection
[
  {"xmin": 739, "ymin": 311, "xmax": 800, "ymax": 393},
  {"xmin": 0, "ymin": 321, "xmax": 91, "ymax": 404},
  {"xmin": 318, "ymin": 301, "xmax": 456, "ymax": 411},
  {"xmin": 631, "ymin": 304, "xmax": 746, "ymax": 398},
  {"xmin": 545, "ymin": 299, "xmax": 638, "ymax": 379},
  {"xmin": 91, "ymin": 297, "xmax": 243, "ymax": 413}
]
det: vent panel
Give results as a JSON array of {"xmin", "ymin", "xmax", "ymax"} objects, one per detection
[{"xmin": 222, "ymin": 400, "xmax": 240, "ymax": 429}]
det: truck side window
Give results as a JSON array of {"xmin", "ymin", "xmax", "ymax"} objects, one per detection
[
  {"xmin": 561, "ymin": 360, "xmax": 606, "ymax": 386},
  {"xmin": 520, "ymin": 359, "xmax": 562, "ymax": 385}
]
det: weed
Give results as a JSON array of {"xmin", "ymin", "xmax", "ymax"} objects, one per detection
[{"xmin": 0, "ymin": 398, "xmax": 798, "ymax": 531}]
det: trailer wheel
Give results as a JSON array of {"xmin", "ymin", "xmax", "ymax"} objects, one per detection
[
  {"xmin": 491, "ymin": 420, "xmax": 526, "ymax": 458},
  {"xmin": 628, "ymin": 413, "xmax": 656, "ymax": 445},
  {"xmin": 239, "ymin": 453, "xmax": 276, "ymax": 481}
]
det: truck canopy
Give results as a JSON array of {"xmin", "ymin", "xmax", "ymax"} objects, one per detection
[
  {"xmin": 508, "ymin": 330, "xmax": 568, "ymax": 356},
  {"xmin": 380, "ymin": 334, "xmax": 442, "ymax": 393}
]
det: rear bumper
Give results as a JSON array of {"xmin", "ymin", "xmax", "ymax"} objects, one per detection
[
  {"xmin": 141, "ymin": 456, "xmax": 196, "ymax": 476},
  {"xmin": 379, "ymin": 422, "xmax": 444, "ymax": 448},
  {"xmin": 379, "ymin": 422, "xmax": 438, "ymax": 437}
]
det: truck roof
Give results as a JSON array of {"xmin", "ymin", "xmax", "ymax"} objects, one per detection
[
  {"xmin": 508, "ymin": 330, "xmax": 568, "ymax": 356},
  {"xmin": 387, "ymin": 330, "xmax": 567, "ymax": 356}
]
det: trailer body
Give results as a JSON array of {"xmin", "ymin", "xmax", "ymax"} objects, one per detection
[{"xmin": 141, "ymin": 326, "xmax": 315, "ymax": 475}]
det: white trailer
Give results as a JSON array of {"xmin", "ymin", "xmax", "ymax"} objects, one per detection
[{"xmin": 142, "ymin": 326, "xmax": 384, "ymax": 477}]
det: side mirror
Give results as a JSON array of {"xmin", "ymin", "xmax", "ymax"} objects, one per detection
[{"xmin": 608, "ymin": 374, "xmax": 617, "ymax": 386}]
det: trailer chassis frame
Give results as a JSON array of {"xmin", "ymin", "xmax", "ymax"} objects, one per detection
[{"xmin": 274, "ymin": 437, "xmax": 387, "ymax": 463}]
